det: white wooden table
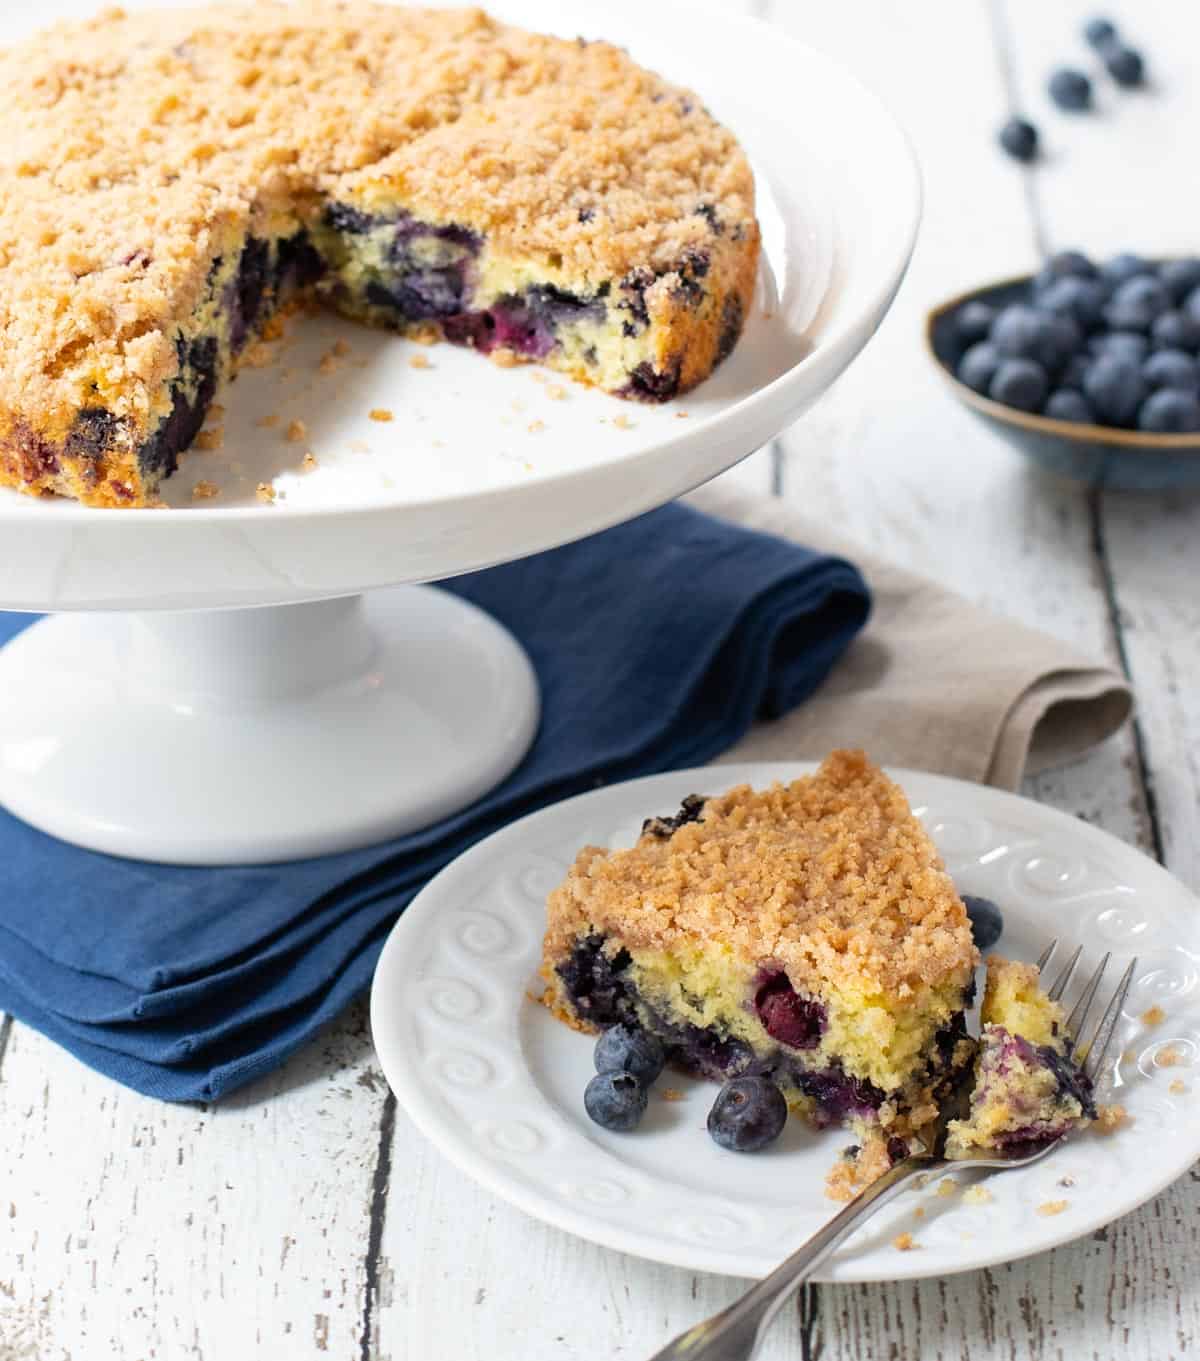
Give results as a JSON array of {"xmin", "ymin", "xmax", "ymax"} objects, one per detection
[{"xmin": 3, "ymin": 2, "xmax": 1198, "ymax": 1357}]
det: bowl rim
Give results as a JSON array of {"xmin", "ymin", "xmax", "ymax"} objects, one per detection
[{"xmin": 925, "ymin": 272, "xmax": 1200, "ymax": 454}]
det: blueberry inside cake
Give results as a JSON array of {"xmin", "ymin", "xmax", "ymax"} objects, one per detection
[
  {"xmin": 541, "ymin": 751, "xmax": 980, "ymax": 1153},
  {"xmin": 0, "ymin": 4, "xmax": 759, "ymax": 507},
  {"xmin": 945, "ymin": 956, "xmax": 1096, "ymax": 1159}
]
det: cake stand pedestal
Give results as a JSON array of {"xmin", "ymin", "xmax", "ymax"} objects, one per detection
[{"xmin": 0, "ymin": 590, "xmax": 539, "ymax": 865}]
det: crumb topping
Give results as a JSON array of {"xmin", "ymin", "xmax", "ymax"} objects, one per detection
[
  {"xmin": 0, "ymin": 2, "xmax": 755, "ymax": 439},
  {"xmin": 544, "ymin": 750, "xmax": 977, "ymax": 996}
]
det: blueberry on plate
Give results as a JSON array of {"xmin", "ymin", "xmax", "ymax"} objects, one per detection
[
  {"xmin": 957, "ymin": 341, "xmax": 1001, "ymax": 394},
  {"xmin": 1034, "ymin": 249, "xmax": 1099, "ymax": 292},
  {"xmin": 998, "ymin": 117, "xmax": 1039, "ymax": 163},
  {"xmin": 1083, "ymin": 16, "xmax": 1117, "ymax": 48},
  {"xmin": 961, "ymin": 895, "xmax": 1005, "ymax": 951},
  {"xmin": 584, "ymin": 1071, "xmax": 648, "ymax": 1132},
  {"xmin": 1102, "ymin": 252, "xmax": 1152, "ymax": 287},
  {"xmin": 1143, "ymin": 348, "xmax": 1200, "ymax": 392},
  {"xmin": 1045, "ymin": 389, "xmax": 1095, "ymax": 424},
  {"xmin": 1089, "ymin": 329, "xmax": 1149, "ymax": 361},
  {"xmin": 1159, "ymin": 259, "xmax": 1200, "ymax": 304},
  {"xmin": 594, "ymin": 1023, "xmax": 666, "ymax": 1085},
  {"xmin": 1083, "ymin": 354, "xmax": 1147, "ymax": 426},
  {"xmin": 1138, "ymin": 389, "xmax": 1200, "ymax": 433},
  {"xmin": 1104, "ymin": 276, "xmax": 1172, "ymax": 332},
  {"xmin": 989, "ymin": 358, "xmax": 1049, "ymax": 412},
  {"xmin": 1048, "ymin": 68, "xmax": 1092, "ymax": 111},
  {"xmin": 1038, "ymin": 275, "xmax": 1108, "ymax": 329},
  {"xmin": 707, "ymin": 1076, "xmax": 788, "ymax": 1153},
  {"xmin": 1104, "ymin": 45, "xmax": 1145, "ymax": 87},
  {"xmin": 956, "ymin": 299, "xmax": 998, "ymax": 346},
  {"xmin": 1151, "ymin": 311, "xmax": 1200, "ymax": 354}
]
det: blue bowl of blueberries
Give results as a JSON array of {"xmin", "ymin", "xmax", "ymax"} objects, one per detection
[{"xmin": 928, "ymin": 250, "xmax": 1200, "ymax": 490}]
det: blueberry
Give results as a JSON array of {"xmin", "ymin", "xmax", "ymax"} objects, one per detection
[
  {"xmin": 1083, "ymin": 354, "xmax": 1148, "ymax": 426},
  {"xmin": 989, "ymin": 358, "xmax": 1049, "ymax": 412},
  {"xmin": 1102, "ymin": 252, "xmax": 1152, "ymax": 287},
  {"xmin": 1083, "ymin": 16, "xmax": 1118, "ymax": 48},
  {"xmin": 584, "ymin": 1071, "xmax": 648, "ymax": 1132},
  {"xmin": 1038, "ymin": 275, "xmax": 1107, "ymax": 329},
  {"xmin": 1090, "ymin": 329, "xmax": 1150, "ymax": 361},
  {"xmin": 707, "ymin": 1076, "xmax": 788, "ymax": 1153},
  {"xmin": 1143, "ymin": 349, "xmax": 1199, "ymax": 392},
  {"xmin": 594, "ymin": 1024, "xmax": 666, "ymax": 1085},
  {"xmin": 998, "ymin": 117, "xmax": 1038, "ymax": 163},
  {"xmin": 1037, "ymin": 249, "xmax": 1099, "ymax": 285},
  {"xmin": 754, "ymin": 973, "xmax": 826, "ymax": 1050},
  {"xmin": 1151, "ymin": 311, "xmax": 1200, "ymax": 354},
  {"xmin": 1138, "ymin": 389, "xmax": 1200, "ymax": 433},
  {"xmin": 960, "ymin": 895, "xmax": 1005, "ymax": 951},
  {"xmin": 1184, "ymin": 287, "xmax": 1200, "ymax": 324},
  {"xmin": 1105, "ymin": 276, "xmax": 1172, "ymax": 331},
  {"xmin": 957, "ymin": 341, "xmax": 1001, "ymax": 394},
  {"xmin": 1045, "ymin": 389, "xmax": 1095, "ymax": 424},
  {"xmin": 1048, "ymin": 68, "xmax": 1092, "ymax": 111},
  {"xmin": 1104, "ymin": 45, "xmax": 1144, "ymax": 87},
  {"xmin": 992, "ymin": 304, "xmax": 1079, "ymax": 371},
  {"xmin": 1061, "ymin": 353, "xmax": 1091, "ymax": 389},
  {"xmin": 1159, "ymin": 259, "xmax": 1200, "ymax": 303},
  {"xmin": 955, "ymin": 300, "xmax": 997, "ymax": 346}
]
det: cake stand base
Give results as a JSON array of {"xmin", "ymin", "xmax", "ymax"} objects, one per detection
[{"xmin": 0, "ymin": 587, "xmax": 539, "ymax": 866}]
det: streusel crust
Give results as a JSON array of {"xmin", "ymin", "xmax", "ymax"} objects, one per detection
[
  {"xmin": 0, "ymin": 3, "xmax": 758, "ymax": 505},
  {"xmin": 543, "ymin": 750, "xmax": 976, "ymax": 999}
]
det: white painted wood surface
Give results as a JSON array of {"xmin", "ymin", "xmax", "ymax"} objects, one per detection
[{"xmin": 3, "ymin": 1, "xmax": 1199, "ymax": 1358}]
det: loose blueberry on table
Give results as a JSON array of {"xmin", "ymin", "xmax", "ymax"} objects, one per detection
[
  {"xmin": 948, "ymin": 250, "xmax": 1200, "ymax": 433},
  {"xmin": 1048, "ymin": 68, "xmax": 1092, "ymax": 112},
  {"xmin": 997, "ymin": 117, "xmax": 1039, "ymax": 164}
]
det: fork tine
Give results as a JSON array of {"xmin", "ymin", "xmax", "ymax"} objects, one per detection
[
  {"xmin": 1081, "ymin": 957, "xmax": 1138, "ymax": 1082},
  {"xmin": 1047, "ymin": 944, "xmax": 1084, "ymax": 1002},
  {"xmin": 1065, "ymin": 952, "xmax": 1110, "ymax": 1045},
  {"xmin": 1036, "ymin": 938, "xmax": 1058, "ymax": 973}
]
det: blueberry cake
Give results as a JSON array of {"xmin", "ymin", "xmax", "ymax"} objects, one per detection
[
  {"xmin": 541, "ymin": 751, "xmax": 980, "ymax": 1149},
  {"xmin": 945, "ymin": 956, "xmax": 1095, "ymax": 1158},
  {"xmin": 0, "ymin": 4, "xmax": 759, "ymax": 507}
]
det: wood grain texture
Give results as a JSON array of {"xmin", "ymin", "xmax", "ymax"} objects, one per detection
[{"xmin": 3, "ymin": 1, "xmax": 1199, "ymax": 1359}]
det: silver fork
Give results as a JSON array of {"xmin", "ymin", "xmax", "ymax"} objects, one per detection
[{"xmin": 647, "ymin": 941, "xmax": 1136, "ymax": 1361}]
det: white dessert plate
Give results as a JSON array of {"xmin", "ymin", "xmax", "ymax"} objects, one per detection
[
  {"xmin": 0, "ymin": 0, "xmax": 920, "ymax": 610},
  {"xmin": 371, "ymin": 762, "xmax": 1200, "ymax": 1282}
]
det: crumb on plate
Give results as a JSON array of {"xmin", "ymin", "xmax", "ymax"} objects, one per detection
[
  {"xmin": 527, "ymin": 419, "xmax": 545, "ymax": 433},
  {"xmin": 1142, "ymin": 1005, "xmax": 1166, "ymax": 1026},
  {"xmin": 333, "ymin": 337, "xmax": 352, "ymax": 357},
  {"xmin": 546, "ymin": 384, "xmax": 567, "ymax": 400},
  {"xmin": 1037, "ymin": 1200, "xmax": 1069, "ymax": 1217},
  {"xmin": 255, "ymin": 482, "xmax": 276, "ymax": 504},
  {"xmin": 661, "ymin": 1088, "xmax": 685, "ymax": 1103},
  {"xmin": 241, "ymin": 340, "xmax": 275, "ymax": 369},
  {"xmin": 1096, "ymin": 1104, "xmax": 1129, "ymax": 1133},
  {"xmin": 285, "ymin": 418, "xmax": 307, "ymax": 443},
  {"xmin": 892, "ymin": 1233, "xmax": 919, "ymax": 1252},
  {"xmin": 191, "ymin": 480, "xmax": 220, "ymax": 500},
  {"xmin": 936, "ymin": 1178, "xmax": 959, "ymax": 1199},
  {"xmin": 369, "ymin": 407, "xmax": 394, "ymax": 423},
  {"xmin": 963, "ymin": 1185, "xmax": 993, "ymax": 1206},
  {"xmin": 302, "ymin": 451, "xmax": 318, "ymax": 470},
  {"xmin": 1155, "ymin": 1046, "xmax": 1186, "ymax": 1068},
  {"xmin": 195, "ymin": 427, "xmax": 223, "ymax": 450},
  {"xmin": 612, "ymin": 413, "xmax": 634, "ymax": 429},
  {"xmin": 409, "ymin": 352, "xmax": 431, "ymax": 370},
  {"xmin": 256, "ymin": 413, "xmax": 280, "ymax": 428},
  {"xmin": 1169, "ymin": 1079, "xmax": 1188, "ymax": 1095}
]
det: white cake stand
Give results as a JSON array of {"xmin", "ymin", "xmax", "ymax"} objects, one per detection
[{"xmin": 0, "ymin": 0, "xmax": 920, "ymax": 865}]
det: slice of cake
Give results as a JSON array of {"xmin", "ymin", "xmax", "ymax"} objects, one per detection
[
  {"xmin": 541, "ymin": 751, "xmax": 979, "ymax": 1149},
  {"xmin": 945, "ymin": 956, "xmax": 1095, "ymax": 1158},
  {"xmin": 0, "ymin": 4, "xmax": 759, "ymax": 507}
]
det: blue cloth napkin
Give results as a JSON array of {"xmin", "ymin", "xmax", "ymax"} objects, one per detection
[{"xmin": 0, "ymin": 501, "xmax": 870, "ymax": 1102}]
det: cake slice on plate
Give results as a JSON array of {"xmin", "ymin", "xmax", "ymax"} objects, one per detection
[{"xmin": 541, "ymin": 750, "xmax": 979, "ymax": 1155}]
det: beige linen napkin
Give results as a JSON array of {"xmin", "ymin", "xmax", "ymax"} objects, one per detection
[{"xmin": 690, "ymin": 485, "xmax": 1132, "ymax": 790}]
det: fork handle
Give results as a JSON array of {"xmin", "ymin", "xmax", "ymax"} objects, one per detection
[{"xmin": 648, "ymin": 1155, "xmax": 937, "ymax": 1361}]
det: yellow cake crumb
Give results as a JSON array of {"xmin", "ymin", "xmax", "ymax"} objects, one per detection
[
  {"xmin": 256, "ymin": 413, "xmax": 280, "ymax": 429},
  {"xmin": 1037, "ymin": 1200, "xmax": 1069, "ymax": 1217},
  {"xmin": 936, "ymin": 1178, "xmax": 959, "ymax": 1199},
  {"xmin": 369, "ymin": 408, "xmax": 394, "ymax": 423},
  {"xmin": 892, "ymin": 1233, "xmax": 918, "ymax": 1251},
  {"xmin": 191, "ymin": 480, "xmax": 220, "ymax": 500},
  {"xmin": 612, "ymin": 414, "xmax": 634, "ymax": 429},
  {"xmin": 255, "ymin": 482, "xmax": 276, "ymax": 504},
  {"xmin": 318, "ymin": 352, "xmax": 340, "ymax": 376},
  {"xmin": 661, "ymin": 1088, "xmax": 685, "ymax": 1103},
  {"xmin": 1141, "ymin": 1005, "xmax": 1166, "ymax": 1026},
  {"xmin": 409, "ymin": 353, "xmax": 432, "ymax": 370},
  {"xmin": 527, "ymin": 420, "xmax": 545, "ymax": 433},
  {"xmin": 241, "ymin": 341, "xmax": 276, "ymax": 369},
  {"xmin": 1169, "ymin": 1079, "xmax": 1188, "ymax": 1095},
  {"xmin": 195, "ymin": 428, "xmax": 224, "ymax": 451},
  {"xmin": 302, "ymin": 451, "xmax": 318, "ymax": 471},
  {"xmin": 963, "ymin": 1184, "xmax": 992, "ymax": 1206},
  {"xmin": 546, "ymin": 384, "xmax": 567, "ymax": 401},
  {"xmin": 285, "ymin": 419, "xmax": 307, "ymax": 443},
  {"xmin": 1155, "ymin": 1046, "xmax": 1186, "ymax": 1068},
  {"xmin": 675, "ymin": 410, "xmax": 690, "ymax": 418},
  {"xmin": 912, "ymin": 1207, "xmax": 925, "ymax": 1220},
  {"xmin": 333, "ymin": 338, "xmax": 352, "ymax": 357},
  {"xmin": 1096, "ymin": 1104, "xmax": 1129, "ymax": 1132}
]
